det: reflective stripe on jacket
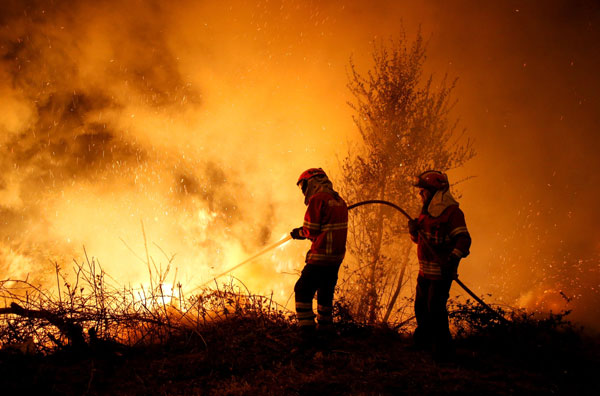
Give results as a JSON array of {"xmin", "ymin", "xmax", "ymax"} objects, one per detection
[
  {"xmin": 409, "ymin": 204, "xmax": 471, "ymax": 280},
  {"xmin": 301, "ymin": 191, "xmax": 348, "ymax": 265}
]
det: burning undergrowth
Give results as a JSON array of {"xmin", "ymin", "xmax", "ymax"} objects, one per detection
[
  {"xmin": 0, "ymin": 250, "xmax": 292, "ymax": 355},
  {"xmin": 0, "ymin": 263, "xmax": 598, "ymax": 396},
  {"xmin": 0, "ymin": 245, "xmax": 583, "ymax": 357}
]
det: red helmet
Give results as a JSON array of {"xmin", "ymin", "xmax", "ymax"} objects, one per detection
[
  {"xmin": 297, "ymin": 168, "xmax": 327, "ymax": 186},
  {"xmin": 414, "ymin": 170, "xmax": 449, "ymax": 191}
]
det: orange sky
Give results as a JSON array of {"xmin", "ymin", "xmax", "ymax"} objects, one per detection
[{"xmin": 0, "ymin": 0, "xmax": 598, "ymax": 329}]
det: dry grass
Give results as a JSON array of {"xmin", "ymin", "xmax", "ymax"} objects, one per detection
[
  {"xmin": 0, "ymin": 255, "xmax": 598, "ymax": 395},
  {"xmin": 0, "ymin": 249, "xmax": 291, "ymax": 355}
]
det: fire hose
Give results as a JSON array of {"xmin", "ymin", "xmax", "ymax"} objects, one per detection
[
  {"xmin": 198, "ymin": 199, "xmax": 508, "ymax": 323},
  {"xmin": 348, "ymin": 200, "xmax": 508, "ymax": 323}
]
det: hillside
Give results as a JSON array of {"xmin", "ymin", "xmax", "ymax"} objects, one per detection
[{"xmin": 1, "ymin": 308, "xmax": 598, "ymax": 396}]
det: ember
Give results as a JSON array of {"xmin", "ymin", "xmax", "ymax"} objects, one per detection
[{"xmin": 0, "ymin": 0, "xmax": 598, "ymax": 336}]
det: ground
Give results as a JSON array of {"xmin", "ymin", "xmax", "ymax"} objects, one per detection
[{"xmin": 1, "ymin": 315, "xmax": 598, "ymax": 396}]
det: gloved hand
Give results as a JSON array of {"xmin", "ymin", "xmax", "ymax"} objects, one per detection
[
  {"xmin": 442, "ymin": 255, "xmax": 460, "ymax": 280},
  {"xmin": 290, "ymin": 227, "xmax": 306, "ymax": 240},
  {"xmin": 407, "ymin": 219, "xmax": 419, "ymax": 235}
]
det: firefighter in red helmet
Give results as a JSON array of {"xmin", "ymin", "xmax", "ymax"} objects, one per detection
[
  {"xmin": 290, "ymin": 168, "xmax": 348, "ymax": 345},
  {"xmin": 408, "ymin": 170, "xmax": 471, "ymax": 358}
]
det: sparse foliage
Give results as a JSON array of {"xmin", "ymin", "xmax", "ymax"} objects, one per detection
[
  {"xmin": 338, "ymin": 31, "xmax": 474, "ymax": 324},
  {"xmin": 0, "ymin": 254, "xmax": 290, "ymax": 354}
]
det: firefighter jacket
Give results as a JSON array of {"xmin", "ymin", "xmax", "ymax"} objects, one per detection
[
  {"xmin": 409, "ymin": 190, "xmax": 471, "ymax": 280},
  {"xmin": 300, "ymin": 191, "xmax": 348, "ymax": 265}
]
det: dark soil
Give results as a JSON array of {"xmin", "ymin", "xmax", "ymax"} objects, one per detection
[{"xmin": 1, "ymin": 316, "xmax": 598, "ymax": 395}]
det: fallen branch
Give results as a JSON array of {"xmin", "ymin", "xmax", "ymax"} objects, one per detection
[{"xmin": 0, "ymin": 302, "xmax": 86, "ymax": 348}]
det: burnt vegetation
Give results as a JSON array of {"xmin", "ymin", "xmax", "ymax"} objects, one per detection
[
  {"xmin": 1, "ymin": 5, "xmax": 599, "ymax": 396},
  {"xmin": 0, "ymin": 258, "xmax": 598, "ymax": 396}
]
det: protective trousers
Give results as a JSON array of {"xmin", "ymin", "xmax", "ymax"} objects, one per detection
[
  {"xmin": 414, "ymin": 275, "xmax": 453, "ymax": 353},
  {"xmin": 294, "ymin": 264, "xmax": 340, "ymax": 329}
]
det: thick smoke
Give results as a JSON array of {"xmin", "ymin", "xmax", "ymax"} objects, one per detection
[
  {"xmin": 0, "ymin": 0, "xmax": 299, "ymax": 293},
  {"xmin": 0, "ymin": 0, "xmax": 598, "ymax": 328}
]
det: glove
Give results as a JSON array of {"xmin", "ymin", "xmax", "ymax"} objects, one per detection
[
  {"xmin": 442, "ymin": 255, "xmax": 460, "ymax": 280},
  {"xmin": 290, "ymin": 227, "xmax": 306, "ymax": 240},
  {"xmin": 407, "ymin": 219, "xmax": 419, "ymax": 235}
]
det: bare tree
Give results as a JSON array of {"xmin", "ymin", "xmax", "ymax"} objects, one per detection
[{"xmin": 338, "ymin": 32, "xmax": 474, "ymax": 324}]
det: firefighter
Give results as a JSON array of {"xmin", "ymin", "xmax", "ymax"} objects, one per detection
[
  {"xmin": 290, "ymin": 168, "xmax": 348, "ymax": 344},
  {"xmin": 408, "ymin": 170, "xmax": 471, "ymax": 358}
]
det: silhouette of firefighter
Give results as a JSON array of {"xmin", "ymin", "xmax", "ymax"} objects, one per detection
[
  {"xmin": 290, "ymin": 168, "xmax": 348, "ymax": 343},
  {"xmin": 408, "ymin": 170, "xmax": 471, "ymax": 357}
]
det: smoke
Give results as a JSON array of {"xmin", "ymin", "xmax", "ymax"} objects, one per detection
[
  {"xmin": 0, "ymin": 0, "xmax": 598, "ymax": 328},
  {"xmin": 423, "ymin": 0, "xmax": 600, "ymax": 329},
  {"xmin": 0, "ymin": 0, "xmax": 314, "ymax": 296}
]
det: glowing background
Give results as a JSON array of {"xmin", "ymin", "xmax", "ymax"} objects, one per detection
[{"xmin": 0, "ymin": 1, "xmax": 598, "ymax": 328}]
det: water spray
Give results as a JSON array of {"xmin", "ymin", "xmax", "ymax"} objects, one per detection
[{"xmin": 194, "ymin": 234, "xmax": 292, "ymax": 290}]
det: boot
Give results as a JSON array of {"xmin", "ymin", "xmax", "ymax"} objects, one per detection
[
  {"xmin": 411, "ymin": 326, "xmax": 432, "ymax": 351},
  {"xmin": 316, "ymin": 323, "xmax": 335, "ymax": 349},
  {"xmin": 432, "ymin": 338, "xmax": 455, "ymax": 362},
  {"xmin": 299, "ymin": 326, "xmax": 317, "ymax": 348}
]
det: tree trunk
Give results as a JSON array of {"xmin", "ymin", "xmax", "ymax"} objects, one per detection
[
  {"xmin": 366, "ymin": 175, "xmax": 387, "ymax": 323},
  {"xmin": 382, "ymin": 243, "xmax": 411, "ymax": 323}
]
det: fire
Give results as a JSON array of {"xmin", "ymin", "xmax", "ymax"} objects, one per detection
[
  {"xmin": 0, "ymin": 1, "xmax": 598, "ymax": 331},
  {"xmin": 0, "ymin": 0, "xmax": 320, "ymax": 304},
  {"xmin": 517, "ymin": 288, "xmax": 570, "ymax": 314}
]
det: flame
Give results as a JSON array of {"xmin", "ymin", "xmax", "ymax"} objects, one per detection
[
  {"xmin": 517, "ymin": 288, "xmax": 570, "ymax": 314},
  {"xmin": 0, "ymin": 1, "xmax": 598, "ymax": 330}
]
